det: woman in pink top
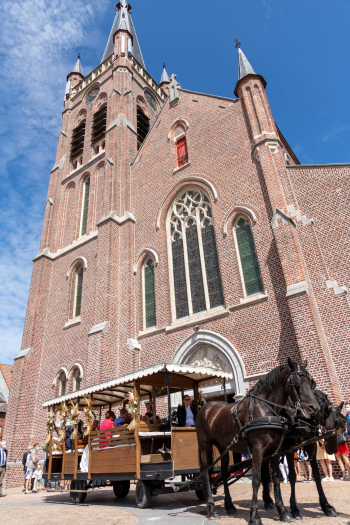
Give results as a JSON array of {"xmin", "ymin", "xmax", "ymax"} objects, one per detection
[{"xmin": 99, "ymin": 410, "xmax": 116, "ymax": 448}]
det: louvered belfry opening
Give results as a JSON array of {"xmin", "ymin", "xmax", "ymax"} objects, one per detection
[
  {"xmin": 137, "ymin": 106, "xmax": 150, "ymax": 150},
  {"xmin": 70, "ymin": 121, "xmax": 86, "ymax": 160},
  {"xmin": 91, "ymin": 104, "xmax": 107, "ymax": 144}
]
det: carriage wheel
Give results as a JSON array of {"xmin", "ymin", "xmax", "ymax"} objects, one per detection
[
  {"xmin": 113, "ymin": 480, "xmax": 130, "ymax": 498},
  {"xmin": 135, "ymin": 480, "xmax": 152, "ymax": 509},
  {"xmin": 70, "ymin": 480, "xmax": 87, "ymax": 504},
  {"xmin": 195, "ymin": 487, "xmax": 205, "ymax": 501}
]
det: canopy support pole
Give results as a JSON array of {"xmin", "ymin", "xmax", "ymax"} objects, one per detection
[
  {"xmin": 134, "ymin": 380, "xmax": 141, "ymax": 479},
  {"xmin": 152, "ymin": 385, "xmax": 156, "ymax": 423},
  {"xmin": 165, "ymin": 370, "xmax": 172, "ymax": 429}
]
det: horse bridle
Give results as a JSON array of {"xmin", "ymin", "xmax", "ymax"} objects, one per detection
[{"xmin": 285, "ymin": 364, "xmax": 316, "ymax": 412}]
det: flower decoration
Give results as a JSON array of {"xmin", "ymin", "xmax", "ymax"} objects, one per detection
[
  {"xmin": 83, "ymin": 396, "xmax": 94, "ymax": 437},
  {"xmin": 45, "ymin": 408, "xmax": 55, "ymax": 443}
]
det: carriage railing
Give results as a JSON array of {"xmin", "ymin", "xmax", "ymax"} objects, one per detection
[{"xmin": 90, "ymin": 427, "xmax": 135, "ymax": 449}]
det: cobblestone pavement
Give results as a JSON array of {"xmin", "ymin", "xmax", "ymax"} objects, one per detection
[
  {"xmin": 0, "ymin": 480, "xmax": 349, "ymax": 525},
  {"xmin": 173, "ymin": 479, "xmax": 350, "ymax": 525}
]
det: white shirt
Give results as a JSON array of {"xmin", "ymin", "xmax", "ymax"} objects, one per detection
[
  {"xmin": 0, "ymin": 448, "xmax": 6, "ymax": 466},
  {"xmin": 25, "ymin": 451, "xmax": 31, "ymax": 467},
  {"xmin": 185, "ymin": 405, "xmax": 195, "ymax": 426}
]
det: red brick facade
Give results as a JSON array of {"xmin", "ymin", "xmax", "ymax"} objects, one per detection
[{"xmin": 4, "ymin": 7, "xmax": 350, "ymax": 486}]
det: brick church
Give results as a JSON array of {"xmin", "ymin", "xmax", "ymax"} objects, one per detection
[{"xmin": 4, "ymin": 1, "xmax": 350, "ymax": 484}]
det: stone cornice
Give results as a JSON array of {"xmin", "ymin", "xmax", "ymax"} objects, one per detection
[
  {"xmin": 251, "ymin": 138, "xmax": 283, "ymax": 159},
  {"xmin": 33, "ymin": 231, "xmax": 98, "ymax": 262},
  {"xmin": 287, "ymin": 163, "xmax": 350, "ymax": 169},
  {"xmin": 61, "ymin": 151, "xmax": 105, "ymax": 184},
  {"xmin": 178, "ymin": 88, "xmax": 237, "ymax": 103},
  {"xmin": 97, "ymin": 211, "xmax": 136, "ymax": 227}
]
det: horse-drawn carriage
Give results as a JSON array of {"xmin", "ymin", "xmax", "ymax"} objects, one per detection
[
  {"xmin": 42, "ymin": 360, "xmax": 346, "ymax": 523},
  {"xmin": 42, "ymin": 362, "xmax": 233, "ymax": 508}
]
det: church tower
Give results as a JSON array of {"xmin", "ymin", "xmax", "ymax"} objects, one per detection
[
  {"xmin": 4, "ymin": 4, "xmax": 349, "ymax": 489},
  {"xmin": 4, "ymin": 1, "xmax": 168, "ymax": 485}
]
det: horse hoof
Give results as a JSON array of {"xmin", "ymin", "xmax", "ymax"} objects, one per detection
[
  {"xmin": 209, "ymin": 510, "xmax": 219, "ymax": 520},
  {"xmin": 249, "ymin": 520, "xmax": 263, "ymax": 525},
  {"xmin": 280, "ymin": 511, "xmax": 294, "ymax": 522},
  {"xmin": 227, "ymin": 507, "xmax": 238, "ymax": 516},
  {"xmin": 265, "ymin": 502, "xmax": 275, "ymax": 510},
  {"xmin": 291, "ymin": 512, "xmax": 302, "ymax": 520},
  {"xmin": 324, "ymin": 509, "xmax": 337, "ymax": 518}
]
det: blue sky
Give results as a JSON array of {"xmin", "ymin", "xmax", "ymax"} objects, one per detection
[{"xmin": 0, "ymin": 0, "xmax": 349, "ymax": 365}]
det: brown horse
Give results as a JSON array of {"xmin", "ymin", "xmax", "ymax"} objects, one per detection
[
  {"xmin": 262, "ymin": 390, "xmax": 347, "ymax": 518},
  {"xmin": 195, "ymin": 359, "xmax": 320, "ymax": 523}
]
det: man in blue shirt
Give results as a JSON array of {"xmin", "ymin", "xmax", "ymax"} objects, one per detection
[
  {"xmin": 0, "ymin": 441, "xmax": 8, "ymax": 497},
  {"xmin": 345, "ymin": 402, "xmax": 350, "ymax": 436},
  {"xmin": 114, "ymin": 408, "xmax": 128, "ymax": 427}
]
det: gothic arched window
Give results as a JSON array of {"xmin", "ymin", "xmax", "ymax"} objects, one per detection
[
  {"xmin": 72, "ymin": 368, "xmax": 81, "ymax": 392},
  {"xmin": 168, "ymin": 189, "xmax": 224, "ymax": 320},
  {"xmin": 79, "ymin": 177, "xmax": 90, "ymax": 237},
  {"xmin": 73, "ymin": 266, "xmax": 84, "ymax": 318},
  {"xmin": 234, "ymin": 217, "xmax": 263, "ymax": 297},
  {"xmin": 58, "ymin": 372, "xmax": 66, "ymax": 397},
  {"xmin": 143, "ymin": 258, "xmax": 156, "ymax": 329}
]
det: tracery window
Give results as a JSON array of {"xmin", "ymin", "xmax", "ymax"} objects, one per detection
[
  {"xmin": 79, "ymin": 177, "xmax": 90, "ymax": 237},
  {"xmin": 73, "ymin": 266, "xmax": 84, "ymax": 318},
  {"xmin": 143, "ymin": 259, "xmax": 156, "ymax": 329},
  {"xmin": 169, "ymin": 189, "xmax": 224, "ymax": 320},
  {"xmin": 234, "ymin": 217, "xmax": 263, "ymax": 297}
]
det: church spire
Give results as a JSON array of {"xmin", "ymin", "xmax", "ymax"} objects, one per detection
[
  {"xmin": 160, "ymin": 63, "xmax": 170, "ymax": 85},
  {"xmin": 101, "ymin": 2, "xmax": 145, "ymax": 67},
  {"xmin": 235, "ymin": 39, "xmax": 255, "ymax": 80},
  {"xmin": 72, "ymin": 54, "xmax": 83, "ymax": 76}
]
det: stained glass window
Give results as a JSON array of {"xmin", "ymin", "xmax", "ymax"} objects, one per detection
[
  {"xmin": 202, "ymin": 222, "xmax": 224, "ymax": 308},
  {"xmin": 144, "ymin": 259, "xmax": 156, "ymax": 328},
  {"xmin": 80, "ymin": 178, "xmax": 90, "ymax": 236},
  {"xmin": 169, "ymin": 189, "xmax": 224, "ymax": 319},
  {"xmin": 172, "ymin": 234, "xmax": 189, "ymax": 319},
  {"xmin": 235, "ymin": 217, "xmax": 263, "ymax": 296},
  {"xmin": 74, "ymin": 267, "xmax": 84, "ymax": 318}
]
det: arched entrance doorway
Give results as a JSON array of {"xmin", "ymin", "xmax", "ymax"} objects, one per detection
[{"xmin": 171, "ymin": 330, "xmax": 249, "ymax": 404}]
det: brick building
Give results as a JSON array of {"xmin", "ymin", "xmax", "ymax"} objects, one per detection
[
  {"xmin": 4, "ymin": 1, "xmax": 350, "ymax": 485},
  {"xmin": 0, "ymin": 364, "xmax": 13, "ymax": 441}
]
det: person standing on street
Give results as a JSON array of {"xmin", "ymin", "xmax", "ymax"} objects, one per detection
[
  {"xmin": 0, "ymin": 441, "xmax": 8, "ymax": 497},
  {"xmin": 22, "ymin": 445, "xmax": 32, "ymax": 489},
  {"xmin": 25, "ymin": 443, "xmax": 39, "ymax": 494}
]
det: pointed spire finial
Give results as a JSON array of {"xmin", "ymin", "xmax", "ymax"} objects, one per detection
[
  {"xmin": 160, "ymin": 63, "xmax": 170, "ymax": 84},
  {"xmin": 235, "ymin": 38, "xmax": 241, "ymax": 49},
  {"xmin": 72, "ymin": 55, "xmax": 83, "ymax": 76},
  {"xmin": 237, "ymin": 47, "xmax": 255, "ymax": 80}
]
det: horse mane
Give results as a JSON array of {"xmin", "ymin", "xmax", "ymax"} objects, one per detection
[{"xmin": 249, "ymin": 364, "xmax": 289, "ymax": 396}]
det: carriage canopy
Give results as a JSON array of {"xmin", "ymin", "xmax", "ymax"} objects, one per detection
[{"xmin": 42, "ymin": 362, "xmax": 233, "ymax": 409}]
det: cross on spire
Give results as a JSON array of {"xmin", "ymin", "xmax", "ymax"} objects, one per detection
[
  {"xmin": 235, "ymin": 38, "xmax": 241, "ymax": 49},
  {"xmin": 78, "ymin": 53, "xmax": 81, "ymax": 60}
]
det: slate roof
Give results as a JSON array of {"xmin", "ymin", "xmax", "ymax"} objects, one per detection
[
  {"xmin": 160, "ymin": 65, "xmax": 170, "ymax": 84},
  {"xmin": 72, "ymin": 57, "xmax": 83, "ymax": 76},
  {"xmin": 101, "ymin": 1, "xmax": 145, "ymax": 67},
  {"xmin": 0, "ymin": 364, "xmax": 13, "ymax": 389},
  {"xmin": 238, "ymin": 48, "xmax": 255, "ymax": 80}
]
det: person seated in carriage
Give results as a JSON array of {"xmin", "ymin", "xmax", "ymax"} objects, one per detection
[
  {"xmin": 114, "ymin": 408, "xmax": 129, "ymax": 427},
  {"xmin": 177, "ymin": 395, "xmax": 197, "ymax": 427}
]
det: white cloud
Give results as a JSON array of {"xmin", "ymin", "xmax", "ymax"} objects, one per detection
[{"xmin": 0, "ymin": 0, "xmax": 109, "ymax": 364}]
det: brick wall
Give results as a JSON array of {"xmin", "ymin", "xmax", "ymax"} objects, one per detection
[{"xmin": 4, "ymin": 25, "xmax": 350, "ymax": 488}]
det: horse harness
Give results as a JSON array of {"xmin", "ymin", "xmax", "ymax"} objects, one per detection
[{"xmin": 231, "ymin": 366, "xmax": 315, "ymax": 458}]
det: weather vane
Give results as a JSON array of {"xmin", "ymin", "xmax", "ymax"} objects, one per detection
[
  {"xmin": 163, "ymin": 62, "xmax": 166, "ymax": 69},
  {"xmin": 78, "ymin": 53, "xmax": 81, "ymax": 60},
  {"xmin": 235, "ymin": 38, "xmax": 241, "ymax": 49}
]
